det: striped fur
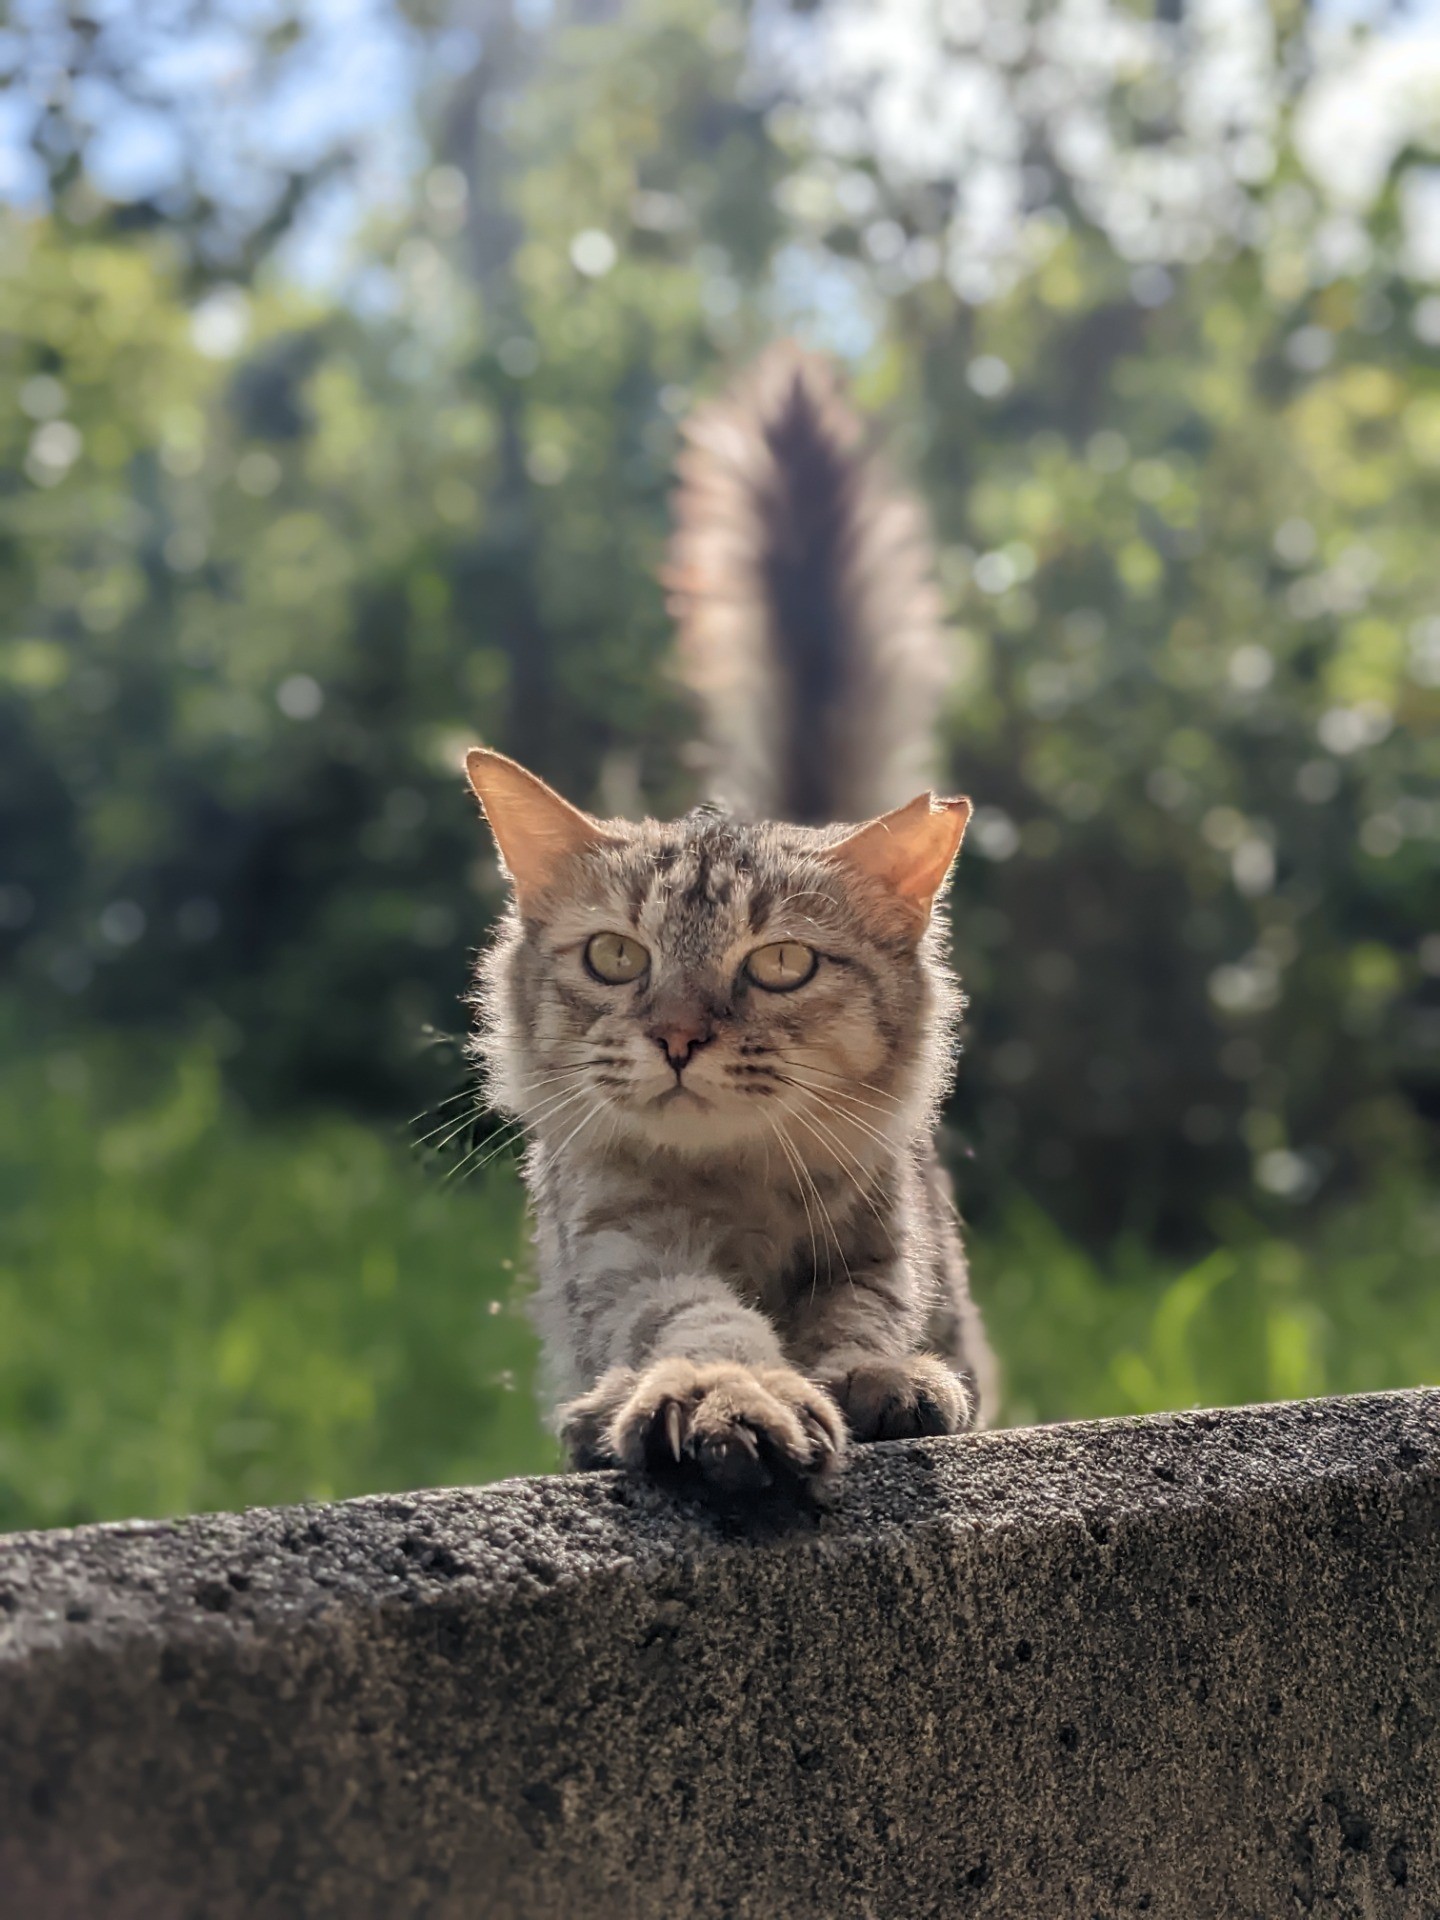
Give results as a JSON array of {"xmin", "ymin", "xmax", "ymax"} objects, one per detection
[
  {"xmin": 667, "ymin": 343, "xmax": 951, "ymax": 824},
  {"xmin": 468, "ymin": 350, "xmax": 994, "ymax": 1493}
]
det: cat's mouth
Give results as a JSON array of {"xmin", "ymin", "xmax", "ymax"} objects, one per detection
[{"xmin": 650, "ymin": 1085, "xmax": 708, "ymax": 1110}]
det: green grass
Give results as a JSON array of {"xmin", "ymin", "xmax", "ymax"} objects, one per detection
[
  {"xmin": 971, "ymin": 1187, "xmax": 1440, "ymax": 1428},
  {"xmin": 0, "ymin": 1024, "xmax": 557, "ymax": 1532},
  {"xmin": 0, "ymin": 1015, "xmax": 1434, "ymax": 1531}
]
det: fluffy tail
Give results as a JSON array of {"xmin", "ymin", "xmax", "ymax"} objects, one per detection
[{"xmin": 666, "ymin": 344, "xmax": 950, "ymax": 826}]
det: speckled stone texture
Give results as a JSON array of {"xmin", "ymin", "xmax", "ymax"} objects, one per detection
[{"xmin": 0, "ymin": 1391, "xmax": 1436, "ymax": 1919}]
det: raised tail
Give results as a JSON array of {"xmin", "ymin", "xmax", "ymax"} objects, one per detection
[{"xmin": 666, "ymin": 344, "xmax": 950, "ymax": 826}]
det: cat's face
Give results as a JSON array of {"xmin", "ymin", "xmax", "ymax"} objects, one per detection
[{"xmin": 468, "ymin": 752, "xmax": 968, "ymax": 1164}]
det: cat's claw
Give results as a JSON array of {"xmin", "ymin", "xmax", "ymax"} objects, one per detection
[
  {"xmin": 609, "ymin": 1357, "xmax": 846, "ymax": 1497},
  {"xmin": 819, "ymin": 1353, "xmax": 971, "ymax": 1443}
]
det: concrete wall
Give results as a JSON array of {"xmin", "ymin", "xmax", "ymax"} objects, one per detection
[{"xmin": 0, "ymin": 1388, "xmax": 1436, "ymax": 1919}]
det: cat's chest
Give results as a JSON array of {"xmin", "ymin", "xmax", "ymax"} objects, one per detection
[
  {"xmin": 550, "ymin": 1149, "xmax": 873, "ymax": 1292},
  {"xmin": 701, "ymin": 1170, "xmax": 858, "ymax": 1294}
]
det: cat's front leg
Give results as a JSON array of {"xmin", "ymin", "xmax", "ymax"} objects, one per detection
[
  {"xmin": 563, "ymin": 1356, "xmax": 844, "ymax": 1495},
  {"xmin": 812, "ymin": 1349, "xmax": 972, "ymax": 1443},
  {"xmin": 557, "ymin": 1270, "xmax": 845, "ymax": 1494},
  {"xmin": 792, "ymin": 1283, "xmax": 973, "ymax": 1443}
]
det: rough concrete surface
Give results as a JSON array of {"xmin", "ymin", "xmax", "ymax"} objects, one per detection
[{"xmin": 0, "ymin": 1390, "xmax": 1436, "ymax": 1919}]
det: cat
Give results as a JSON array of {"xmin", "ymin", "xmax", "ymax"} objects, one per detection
[{"xmin": 465, "ymin": 344, "xmax": 996, "ymax": 1495}]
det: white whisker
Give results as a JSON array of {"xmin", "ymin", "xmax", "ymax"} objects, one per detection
[
  {"xmin": 407, "ymin": 1084, "xmax": 479, "ymax": 1129},
  {"xmin": 519, "ymin": 1063, "xmax": 607, "ymax": 1096},
  {"xmin": 770, "ymin": 1059, "xmax": 910, "ymax": 1141},
  {"xmin": 784, "ymin": 1096, "xmax": 896, "ymax": 1251},
  {"xmin": 764, "ymin": 887, "xmax": 838, "ymax": 916},
  {"xmin": 441, "ymin": 1126, "xmax": 520, "ymax": 1184},
  {"xmin": 772, "ymin": 1054, "xmax": 906, "ymax": 1112},
  {"xmin": 776, "ymin": 1078, "xmax": 902, "ymax": 1160},
  {"xmin": 775, "ymin": 1106, "xmax": 851, "ymax": 1298},
  {"xmin": 547, "ymin": 1097, "xmax": 610, "ymax": 1164},
  {"xmin": 442, "ymin": 1081, "xmax": 594, "ymax": 1183},
  {"xmin": 412, "ymin": 1101, "xmax": 485, "ymax": 1152},
  {"xmin": 768, "ymin": 1116, "xmax": 821, "ymax": 1298}
]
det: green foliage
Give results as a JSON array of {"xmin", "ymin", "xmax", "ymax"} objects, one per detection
[
  {"xmin": 919, "ymin": 247, "xmax": 1440, "ymax": 1240},
  {"xmin": 974, "ymin": 1182, "xmax": 1440, "ymax": 1430},
  {"xmin": 0, "ymin": 0, "xmax": 1436, "ymax": 1521},
  {"xmin": 0, "ymin": 1009, "xmax": 554, "ymax": 1532},
  {"xmin": 2, "ymin": 0, "xmax": 1433, "ymax": 1250},
  {"xmin": 0, "ymin": 1010, "xmax": 1433, "ymax": 1530}
]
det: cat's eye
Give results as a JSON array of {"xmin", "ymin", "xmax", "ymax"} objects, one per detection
[
  {"xmin": 745, "ymin": 941, "xmax": 818, "ymax": 993},
  {"xmin": 584, "ymin": 931, "xmax": 650, "ymax": 985}
]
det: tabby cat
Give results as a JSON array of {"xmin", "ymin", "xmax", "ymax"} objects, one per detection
[{"xmin": 465, "ymin": 346, "xmax": 995, "ymax": 1494}]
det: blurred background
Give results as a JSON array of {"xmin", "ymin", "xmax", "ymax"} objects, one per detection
[{"xmin": 1, "ymin": 0, "xmax": 1436, "ymax": 1531}]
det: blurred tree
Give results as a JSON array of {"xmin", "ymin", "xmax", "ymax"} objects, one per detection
[
  {"xmin": 0, "ymin": 0, "xmax": 400, "ymax": 281},
  {"xmin": 0, "ymin": 0, "xmax": 1435, "ymax": 1250},
  {"xmin": 778, "ymin": 0, "xmax": 1440, "ymax": 1239}
]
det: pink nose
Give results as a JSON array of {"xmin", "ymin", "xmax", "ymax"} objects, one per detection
[{"xmin": 652, "ymin": 1021, "xmax": 712, "ymax": 1071}]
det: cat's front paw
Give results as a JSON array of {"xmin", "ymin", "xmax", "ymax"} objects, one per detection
[
  {"xmin": 611, "ymin": 1358, "xmax": 846, "ymax": 1496},
  {"xmin": 819, "ymin": 1353, "xmax": 971, "ymax": 1443},
  {"xmin": 558, "ymin": 1369, "xmax": 638, "ymax": 1470}
]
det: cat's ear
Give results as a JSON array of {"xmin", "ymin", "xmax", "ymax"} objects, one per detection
[
  {"xmin": 465, "ymin": 748, "xmax": 613, "ymax": 906},
  {"xmin": 826, "ymin": 792, "xmax": 970, "ymax": 924}
]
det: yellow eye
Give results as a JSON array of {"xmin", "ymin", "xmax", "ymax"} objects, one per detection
[
  {"xmin": 745, "ymin": 941, "xmax": 818, "ymax": 993},
  {"xmin": 584, "ymin": 932, "xmax": 650, "ymax": 985}
]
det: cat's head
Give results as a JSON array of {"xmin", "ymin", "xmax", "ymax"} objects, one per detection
[{"xmin": 466, "ymin": 750, "xmax": 968, "ymax": 1163}]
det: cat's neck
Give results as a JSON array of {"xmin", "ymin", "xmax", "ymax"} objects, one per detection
[{"xmin": 535, "ymin": 1110, "xmax": 908, "ymax": 1183}]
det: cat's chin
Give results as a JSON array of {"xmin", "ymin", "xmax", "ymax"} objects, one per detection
[{"xmin": 608, "ymin": 1095, "xmax": 773, "ymax": 1158}]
